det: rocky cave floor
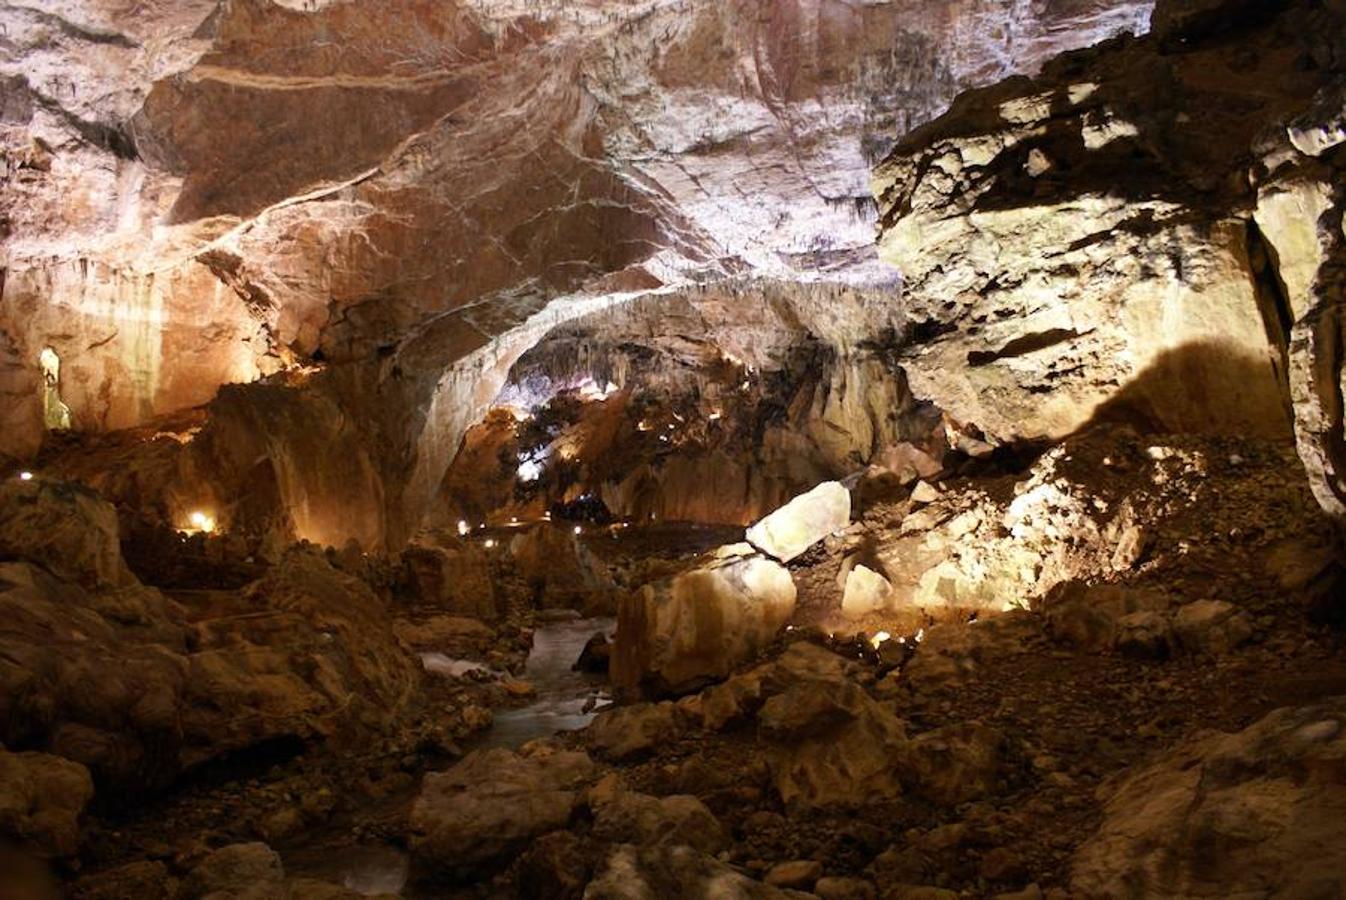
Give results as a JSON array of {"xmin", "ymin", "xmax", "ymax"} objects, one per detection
[{"xmin": 22, "ymin": 422, "xmax": 1341, "ymax": 900}]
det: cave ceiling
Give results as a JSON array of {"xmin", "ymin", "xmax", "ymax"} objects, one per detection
[{"xmin": 0, "ymin": 0, "xmax": 1154, "ymax": 545}]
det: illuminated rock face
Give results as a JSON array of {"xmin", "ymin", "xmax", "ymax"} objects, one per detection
[
  {"xmin": 613, "ymin": 544, "xmax": 797, "ymax": 697},
  {"xmin": 746, "ymin": 481, "xmax": 851, "ymax": 563},
  {"xmin": 873, "ymin": 0, "xmax": 1346, "ymax": 518},
  {"xmin": 1, "ymin": 0, "xmax": 1153, "ymax": 546}
]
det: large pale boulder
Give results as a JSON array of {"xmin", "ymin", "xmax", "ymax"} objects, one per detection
[
  {"xmin": 410, "ymin": 747, "xmax": 597, "ymax": 881},
  {"xmin": 0, "ymin": 750, "xmax": 94, "ymax": 857},
  {"xmin": 612, "ymin": 546, "xmax": 796, "ymax": 696},
  {"xmin": 841, "ymin": 564, "xmax": 894, "ymax": 619},
  {"xmin": 746, "ymin": 482, "xmax": 851, "ymax": 563},
  {"xmin": 1071, "ymin": 699, "xmax": 1346, "ymax": 897}
]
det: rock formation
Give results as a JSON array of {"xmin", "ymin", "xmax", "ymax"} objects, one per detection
[
  {"xmin": 5, "ymin": 0, "xmax": 1346, "ymax": 898},
  {"xmin": 2, "ymin": 0, "xmax": 1153, "ymax": 549},
  {"xmin": 612, "ymin": 543, "xmax": 797, "ymax": 696},
  {"xmin": 873, "ymin": 0, "xmax": 1346, "ymax": 516}
]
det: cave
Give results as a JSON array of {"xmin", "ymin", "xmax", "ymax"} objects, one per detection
[{"xmin": 2, "ymin": 0, "xmax": 1346, "ymax": 898}]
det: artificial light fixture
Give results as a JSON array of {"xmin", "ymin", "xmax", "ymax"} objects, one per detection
[{"xmin": 18, "ymin": 471, "xmax": 33, "ymax": 481}]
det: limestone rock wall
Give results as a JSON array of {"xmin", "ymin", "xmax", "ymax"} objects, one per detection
[{"xmin": 873, "ymin": 0, "xmax": 1346, "ymax": 517}]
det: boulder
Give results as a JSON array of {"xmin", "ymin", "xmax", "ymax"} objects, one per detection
[
  {"xmin": 699, "ymin": 670, "xmax": 767, "ymax": 732},
  {"xmin": 909, "ymin": 481, "xmax": 940, "ymax": 506},
  {"xmin": 573, "ymin": 632, "xmax": 612, "ymax": 674},
  {"xmin": 764, "ymin": 861, "xmax": 824, "ymax": 890},
  {"xmin": 1071, "ymin": 700, "xmax": 1346, "ymax": 897},
  {"xmin": 588, "ymin": 776, "xmax": 726, "ymax": 854},
  {"xmin": 1171, "ymin": 599, "xmax": 1253, "ymax": 654},
  {"xmin": 763, "ymin": 641, "xmax": 864, "ymax": 691},
  {"xmin": 0, "ymin": 562, "xmax": 192, "ymax": 792},
  {"xmin": 612, "ymin": 547, "xmax": 796, "ymax": 696},
  {"xmin": 178, "ymin": 843, "xmax": 285, "ymax": 900},
  {"xmin": 410, "ymin": 747, "xmax": 597, "ymax": 881},
  {"xmin": 0, "ymin": 480, "xmax": 132, "ymax": 589},
  {"xmin": 586, "ymin": 702, "xmax": 682, "ymax": 761},
  {"xmin": 1041, "ymin": 583, "xmax": 1171, "ymax": 651},
  {"xmin": 516, "ymin": 831, "xmax": 594, "ymax": 900},
  {"xmin": 746, "ymin": 482, "xmax": 851, "ymax": 563},
  {"xmin": 761, "ymin": 680, "xmax": 909, "ymax": 810},
  {"xmin": 759, "ymin": 681, "xmax": 867, "ymax": 741},
  {"xmin": 874, "ymin": 443, "xmax": 944, "ymax": 482},
  {"xmin": 0, "ymin": 750, "xmax": 94, "ymax": 857},
  {"xmin": 509, "ymin": 526, "xmax": 618, "ymax": 614},
  {"xmin": 841, "ymin": 564, "xmax": 894, "ymax": 619},
  {"xmin": 0, "ymin": 546, "xmax": 420, "ymax": 795},
  {"xmin": 1114, "ymin": 610, "xmax": 1174, "ymax": 659},
  {"xmin": 583, "ymin": 844, "xmax": 802, "ymax": 899},
  {"xmin": 401, "ymin": 540, "xmax": 498, "ymax": 620},
  {"xmin": 905, "ymin": 723, "xmax": 1003, "ymax": 805},
  {"xmin": 814, "ymin": 877, "xmax": 878, "ymax": 900},
  {"xmin": 179, "ymin": 550, "xmax": 421, "ymax": 770}
]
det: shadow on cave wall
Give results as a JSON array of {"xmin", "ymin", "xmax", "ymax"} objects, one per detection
[
  {"xmin": 1070, "ymin": 338, "xmax": 1293, "ymax": 442},
  {"xmin": 1049, "ymin": 338, "xmax": 1346, "ymax": 628}
]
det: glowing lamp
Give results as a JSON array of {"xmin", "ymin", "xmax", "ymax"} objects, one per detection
[
  {"xmin": 573, "ymin": 525, "xmax": 583, "ymax": 535},
  {"xmin": 188, "ymin": 511, "xmax": 216, "ymax": 533},
  {"xmin": 458, "ymin": 520, "xmax": 470, "ymax": 536},
  {"xmin": 18, "ymin": 471, "xmax": 33, "ymax": 481},
  {"xmin": 484, "ymin": 538, "xmax": 497, "ymax": 549},
  {"xmin": 870, "ymin": 631, "xmax": 892, "ymax": 650}
]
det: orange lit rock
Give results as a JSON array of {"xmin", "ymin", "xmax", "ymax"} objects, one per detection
[{"xmin": 612, "ymin": 546, "xmax": 796, "ymax": 697}]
